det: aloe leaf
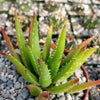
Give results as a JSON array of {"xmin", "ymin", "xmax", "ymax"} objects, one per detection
[
  {"xmin": 0, "ymin": 52, "xmax": 38, "ymax": 84},
  {"xmin": 38, "ymin": 59, "xmax": 51, "ymax": 87},
  {"xmin": 26, "ymin": 45, "xmax": 40, "ymax": 75},
  {"xmin": 27, "ymin": 84, "xmax": 42, "ymax": 96},
  {"xmin": 30, "ymin": 13, "xmax": 41, "ymax": 59},
  {"xmin": 28, "ymin": 17, "xmax": 32, "ymax": 45},
  {"xmin": 1, "ymin": 28, "xmax": 20, "ymax": 61},
  {"xmin": 53, "ymin": 46, "xmax": 98, "ymax": 84},
  {"xmin": 35, "ymin": 92, "xmax": 49, "ymax": 100},
  {"xmin": 68, "ymin": 80, "xmax": 100, "ymax": 94},
  {"xmin": 46, "ymin": 78, "xmax": 79, "ymax": 94},
  {"xmin": 47, "ymin": 19, "xmax": 68, "ymax": 78},
  {"xmin": 15, "ymin": 13, "xmax": 31, "ymax": 69},
  {"xmin": 61, "ymin": 36, "xmax": 94, "ymax": 66},
  {"xmin": 42, "ymin": 23, "xmax": 53, "ymax": 62}
]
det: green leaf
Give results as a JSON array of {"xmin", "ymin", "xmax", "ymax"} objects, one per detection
[
  {"xmin": 46, "ymin": 78, "xmax": 79, "ymax": 94},
  {"xmin": 61, "ymin": 36, "xmax": 95, "ymax": 66},
  {"xmin": 27, "ymin": 84, "xmax": 42, "ymax": 96},
  {"xmin": 15, "ymin": 13, "xmax": 31, "ymax": 69},
  {"xmin": 30, "ymin": 13, "xmax": 41, "ymax": 59},
  {"xmin": 68, "ymin": 80, "xmax": 100, "ymax": 94},
  {"xmin": 1, "ymin": 28, "xmax": 20, "ymax": 61},
  {"xmin": 26, "ymin": 45, "xmax": 40, "ymax": 75},
  {"xmin": 38, "ymin": 59, "xmax": 51, "ymax": 87},
  {"xmin": 0, "ymin": 52, "xmax": 38, "ymax": 84},
  {"xmin": 42, "ymin": 23, "xmax": 53, "ymax": 62},
  {"xmin": 53, "ymin": 46, "xmax": 98, "ymax": 84},
  {"xmin": 47, "ymin": 19, "xmax": 68, "ymax": 78}
]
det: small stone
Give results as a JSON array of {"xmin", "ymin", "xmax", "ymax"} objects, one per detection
[
  {"xmin": 27, "ymin": 98, "xmax": 35, "ymax": 100},
  {"xmin": 59, "ymin": 96, "xmax": 65, "ymax": 100},
  {"xmin": 14, "ymin": 82, "xmax": 21, "ymax": 89},
  {"xmin": 0, "ymin": 62, "xmax": 5, "ymax": 68},
  {"xmin": 10, "ymin": 65, "xmax": 16, "ymax": 70},
  {"xmin": 20, "ymin": 88, "xmax": 29, "ymax": 99},
  {"xmin": 95, "ymin": 96, "xmax": 100, "ymax": 100},
  {"xmin": 7, "ymin": 80, "xmax": 13, "ymax": 87},
  {"xmin": 66, "ymin": 94, "xmax": 72, "ymax": 100},
  {"xmin": 1, "ymin": 91, "xmax": 8, "ymax": 98},
  {"xmin": 82, "ymin": 77, "xmax": 86, "ymax": 82},
  {"xmin": 7, "ymin": 68, "xmax": 12, "ymax": 74},
  {"xmin": 18, "ymin": 76, "xmax": 25, "ymax": 83},
  {"xmin": 17, "ymin": 95, "xmax": 23, "ymax": 100},
  {"xmin": 1, "ymin": 76, "xmax": 7, "ymax": 82},
  {"xmin": 97, "ymin": 74, "xmax": 100, "ymax": 79},
  {"xmin": 57, "ymin": 93, "xmax": 64, "ymax": 97}
]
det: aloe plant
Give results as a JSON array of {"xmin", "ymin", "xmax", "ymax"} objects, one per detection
[{"xmin": 0, "ymin": 13, "xmax": 100, "ymax": 100}]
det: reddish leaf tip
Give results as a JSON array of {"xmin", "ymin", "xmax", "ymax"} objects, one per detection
[
  {"xmin": 14, "ymin": 10, "xmax": 16, "ymax": 15},
  {"xmin": 0, "ymin": 52, "xmax": 7, "ymax": 56},
  {"xmin": 40, "ymin": 92, "xmax": 49, "ymax": 99},
  {"xmin": 33, "ymin": 12, "xmax": 36, "ymax": 18},
  {"xmin": 27, "ymin": 85, "xmax": 31, "ymax": 89},
  {"xmin": 51, "ymin": 22, "xmax": 53, "ymax": 26},
  {"xmin": 74, "ymin": 78, "xmax": 79, "ymax": 83},
  {"xmin": 82, "ymin": 46, "xmax": 87, "ymax": 52}
]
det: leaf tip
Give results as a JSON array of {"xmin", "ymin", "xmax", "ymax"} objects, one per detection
[
  {"xmin": 74, "ymin": 78, "xmax": 79, "ymax": 83},
  {"xmin": 0, "ymin": 52, "xmax": 7, "ymax": 56},
  {"xmin": 33, "ymin": 12, "xmax": 36, "ymax": 18},
  {"xmin": 27, "ymin": 85, "xmax": 31, "ymax": 89},
  {"xmin": 40, "ymin": 92, "xmax": 49, "ymax": 100}
]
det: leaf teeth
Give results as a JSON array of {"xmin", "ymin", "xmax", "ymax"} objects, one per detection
[
  {"xmin": 28, "ymin": 17, "xmax": 32, "ymax": 45},
  {"xmin": 37, "ymin": 59, "xmax": 41, "ymax": 65},
  {"xmin": 1, "ymin": 28, "xmax": 19, "ymax": 60}
]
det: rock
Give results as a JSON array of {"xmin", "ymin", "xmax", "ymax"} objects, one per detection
[
  {"xmin": 82, "ymin": 77, "xmax": 86, "ymax": 82},
  {"xmin": 20, "ymin": 88, "xmax": 29, "ymax": 99},
  {"xmin": 95, "ymin": 96, "xmax": 100, "ymax": 100},
  {"xmin": 59, "ymin": 96, "xmax": 66, "ymax": 100},
  {"xmin": 57, "ymin": 93, "xmax": 64, "ymax": 97},
  {"xmin": 6, "ymin": 68, "xmax": 12, "ymax": 74},
  {"xmin": 17, "ymin": 95, "xmax": 23, "ymax": 100},
  {"xmin": 0, "ymin": 61, "xmax": 5, "ymax": 69},
  {"xmin": 27, "ymin": 98, "xmax": 35, "ymax": 100},
  {"xmin": 97, "ymin": 74, "xmax": 100, "ymax": 79},
  {"xmin": 66, "ymin": 94, "xmax": 72, "ymax": 100},
  {"xmin": 14, "ymin": 82, "xmax": 21, "ymax": 89},
  {"xmin": 18, "ymin": 76, "xmax": 25, "ymax": 83},
  {"xmin": 10, "ymin": 65, "xmax": 16, "ymax": 70},
  {"xmin": 7, "ymin": 80, "xmax": 13, "ymax": 87}
]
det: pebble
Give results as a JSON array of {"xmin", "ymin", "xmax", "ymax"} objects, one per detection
[
  {"xmin": 17, "ymin": 95, "xmax": 23, "ymax": 100},
  {"xmin": 20, "ymin": 88, "xmax": 29, "ymax": 99},
  {"xmin": 14, "ymin": 82, "xmax": 21, "ymax": 89},
  {"xmin": 0, "ymin": 62, "xmax": 5, "ymax": 69},
  {"xmin": 7, "ymin": 80, "xmax": 13, "ymax": 87},
  {"xmin": 18, "ymin": 76, "xmax": 25, "ymax": 83},
  {"xmin": 66, "ymin": 94, "xmax": 72, "ymax": 100}
]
